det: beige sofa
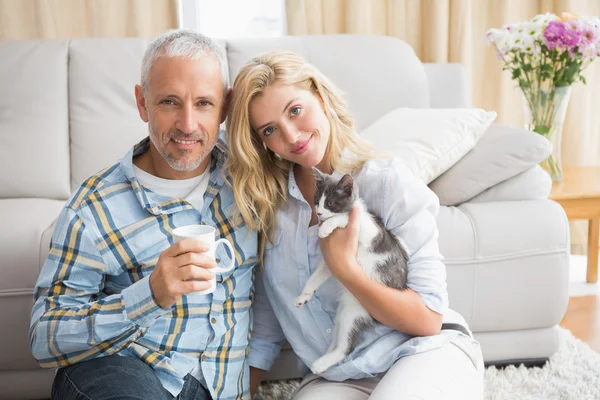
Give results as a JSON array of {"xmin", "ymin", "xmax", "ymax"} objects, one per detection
[{"xmin": 0, "ymin": 35, "xmax": 570, "ymax": 399}]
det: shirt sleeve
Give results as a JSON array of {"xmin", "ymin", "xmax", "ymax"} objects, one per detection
[
  {"xmin": 248, "ymin": 267, "xmax": 286, "ymax": 371},
  {"xmin": 29, "ymin": 206, "xmax": 170, "ymax": 368},
  {"xmin": 380, "ymin": 159, "xmax": 449, "ymax": 315}
]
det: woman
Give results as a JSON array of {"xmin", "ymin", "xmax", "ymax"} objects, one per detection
[{"xmin": 226, "ymin": 51, "xmax": 484, "ymax": 399}]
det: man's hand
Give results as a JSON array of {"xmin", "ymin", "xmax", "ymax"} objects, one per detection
[{"xmin": 150, "ymin": 239, "xmax": 216, "ymax": 309}]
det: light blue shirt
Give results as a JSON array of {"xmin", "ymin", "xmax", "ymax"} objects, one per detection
[{"xmin": 248, "ymin": 157, "xmax": 471, "ymax": 380}]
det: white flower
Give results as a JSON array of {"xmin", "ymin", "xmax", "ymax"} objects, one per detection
[
  {"xmin": 522, "ymin": 22, "xmax": 543, "ymax": 40},
  {"xmin": 532, "ymin": 12, "xmax": 557, "ymax": 26},
  {"xmin": 505, "ymin": 31, "xmax": 527, "ymax": 51},
  {"xmin": 520, "ymin": 36, "xmax": 537, "ymax": 53},
  {"xmin": 582, "ymin": 43, "xmax": 599, "ymax": 60},
  {"xmin": 485, "ymin": 28, "xmax": 504, "ymax": 45}
]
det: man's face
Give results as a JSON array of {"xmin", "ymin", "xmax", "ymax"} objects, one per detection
[{"xmin": 135, "ymin": 55, "xmax": 228, "ymax": 179}]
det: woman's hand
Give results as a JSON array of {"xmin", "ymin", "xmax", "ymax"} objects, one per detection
[{"xmin": 319, "ymin": 207, "xmax": 363, "ymax": 282}]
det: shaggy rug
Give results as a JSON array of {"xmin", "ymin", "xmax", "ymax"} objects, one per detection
[{"xmin": 255, "ymin": 328, "xmax": 600, "ymax": 400}]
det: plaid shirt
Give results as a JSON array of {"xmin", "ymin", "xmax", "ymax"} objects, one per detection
[{"xmin": 29, "ymin": 137, "xmax": 258, "ymax": 400}]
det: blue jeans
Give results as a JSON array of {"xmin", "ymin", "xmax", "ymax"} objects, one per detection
[{"xmin": 52, "ymin": 354, "xmax": 212, "ymax": 400}]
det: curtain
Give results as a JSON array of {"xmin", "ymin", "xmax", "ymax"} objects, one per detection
[
  {"xmin": 286, "ymin": 0, "xmax": 600, "ymax": 255},
  {"xmin": 0, "ymin": 0, "xmax": 177, "ymax": 40}
]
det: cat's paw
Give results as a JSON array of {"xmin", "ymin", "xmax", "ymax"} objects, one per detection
[
  {"xmin": 311, "ymin": 356, "xmax": 335, "ymax": 375},
  {"xmin": 295, "ymin": 293, "xmax": 312, "ymax": 307},
  {"xmin": 318, "ymin": 224, "xmax": 335, "ymax": 238}
]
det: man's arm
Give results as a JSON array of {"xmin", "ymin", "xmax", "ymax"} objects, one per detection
[{"xmin": 29, "ymin": 206, "xmax": 171, "ymax": 368}]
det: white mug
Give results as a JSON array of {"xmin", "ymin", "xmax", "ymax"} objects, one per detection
[{"xmin": 172, "ymin": 224, "xmax": 235, "ymax": 295}]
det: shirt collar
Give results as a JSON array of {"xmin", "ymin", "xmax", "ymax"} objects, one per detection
[{"xmin": 120, "ymin": 135, "xmax": 229, "ymax": 216}]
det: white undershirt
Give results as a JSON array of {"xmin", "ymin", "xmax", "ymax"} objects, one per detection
[
  {"xmin": 132, "ymin": 163, "xmax": 210, "ymax": 386},
  {"xmin": 132, "ymin": 164, "xmax": 210, "ymax": 211}
]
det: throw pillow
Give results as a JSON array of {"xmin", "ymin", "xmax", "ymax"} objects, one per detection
[
  {"xmin": 359, "ymin": 108, "xmax": 497, "ymax": 183},
  {"xmin": 428, "ymin": 124, "xmax": 552, "ymax": 206},
  {"xmin": 468, "ymin": 165, "xmax": 552, "ymax": 203}
]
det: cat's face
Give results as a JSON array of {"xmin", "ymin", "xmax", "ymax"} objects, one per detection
[{"xmin": 313, "ymin": 170, "xmax": 357, "ymax": 221}]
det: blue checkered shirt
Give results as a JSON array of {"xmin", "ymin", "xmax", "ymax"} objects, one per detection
[{"xmin": 29, "ymin": 137, "xmax": 258, "ymax": 399}]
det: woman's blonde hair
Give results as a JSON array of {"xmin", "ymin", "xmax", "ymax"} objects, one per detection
[{"xmin": 226, "ymin": 51, "xmax": 379, "ymax": 260}]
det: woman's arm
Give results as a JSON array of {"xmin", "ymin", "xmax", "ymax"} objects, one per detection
[
  {"xmin": 248, "ymin": 268, "xmax": 286, "ymax": 394},
  {"xmin": 250, "ymin": 367, "xmax": 267, "ymax": 397},
  {"xmin": 320, "ymin": 209, "xmax": 442, "ymax": 337},
  {"xmin": 320, "ymin": 161, "xmax": 448, "ymax": 337}
]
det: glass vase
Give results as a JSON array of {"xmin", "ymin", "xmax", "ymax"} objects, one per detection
[{"xmin": 521, "ymin": 85, "xmax": 572, "ymax": 183}]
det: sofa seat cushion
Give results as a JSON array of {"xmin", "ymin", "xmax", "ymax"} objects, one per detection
[
  {"xmin": 0, "ymin": 198, "xmax": 64, "ymax": 372},
  {"xmin": 438, "ymin": 200, "xmax": 569, "ymax": 333},
  {"xmin": 0, "ymin": 198, "xmax": 65, "ymax": 291}
]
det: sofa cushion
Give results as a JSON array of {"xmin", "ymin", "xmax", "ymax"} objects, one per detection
[
  {"xmin": 360, "ymin": 108, "xmax": 496, "ymax": 183},
  {"xmin": 0, "ymin": 40, "xmax": 71, "ymax": 200},
  {"xmin": 68, "ymin": 39, "xmax": 150, "ymax": 190},
  {"xmin": 226, "ymin": 35, "xmax": 430, "ymax": 130},
  {"xmin": 0, "ymin": 199, "xmax": 65, "ymax": 291},
  {"xmin": 423, "ymin": 63, "xmax": 471, "ymax": 108},
  {"xmin": 0, "ymin": 293, "xmax": 45, "ymax": 371},
  {"xmin": 469, "ymin": 165, "xmax": 552, "ymax": 203},
  {"xmin": 429, "ymin": 124, "xmax": 552, "ymax": 206}
]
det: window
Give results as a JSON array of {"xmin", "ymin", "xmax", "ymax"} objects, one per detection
[{"xmin": 177, "ymin": 0, "xmax": 286, "ymax": 38}]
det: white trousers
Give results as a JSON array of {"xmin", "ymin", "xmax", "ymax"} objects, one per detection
[{"xmin": 292, "ymin": 334, "xmax": 484, "ymax": 400}]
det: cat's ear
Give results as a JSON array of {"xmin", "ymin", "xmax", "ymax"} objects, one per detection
[
  {"xmin": 336, "ymin": 174, "xmax": 354, "ymax": 196},
  {"xmin": 312, "ymin": 167, "xmax": 326, "ymax": 181}
]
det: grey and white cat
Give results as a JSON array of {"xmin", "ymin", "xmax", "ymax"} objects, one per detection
[{"xmin": 295, "ymin": 169, "xmax": 409, "ymax": 374}]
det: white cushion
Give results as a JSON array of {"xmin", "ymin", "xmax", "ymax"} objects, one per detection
[
  {"xmin": 0, "ymin": 40, "xmax": 71, "ymax": 200},
  {"xmin": 360, "ymin": 108, "xmax": 496, "ymax": 183},
  {"xmin": 429, "ymin": 124, "xmax": 552, "ymax": 206},
  {"xmin": 469, "ymin": 165, "xmax": 552, "ymax": 203}
]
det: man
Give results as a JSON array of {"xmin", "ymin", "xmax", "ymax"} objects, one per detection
[{"xmin": 29, "ymin": 30, "xmax": 258, "ymax": 400}]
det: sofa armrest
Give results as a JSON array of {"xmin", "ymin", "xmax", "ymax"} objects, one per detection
[{"xmin": 469, "ymin": 165, "xmax": 552, "ymax": 203}]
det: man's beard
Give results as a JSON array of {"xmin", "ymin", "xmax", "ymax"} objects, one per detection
[{"xmin": 148, "ymin": 121, "xmax": 218, "ymax": 172}]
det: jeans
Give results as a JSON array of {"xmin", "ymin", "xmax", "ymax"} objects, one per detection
[{"xmin": 52, "ymin": 354, "xmax": 211, "ymax": 400}]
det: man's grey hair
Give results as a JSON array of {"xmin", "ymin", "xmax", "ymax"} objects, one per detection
[{"xmin": 141, "ymin": 29, "xmax": 229, "ymax": 95}]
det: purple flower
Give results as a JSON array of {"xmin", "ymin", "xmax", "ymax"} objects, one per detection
[
  {"xmin": 544, "ymin": 20, "xmax": 565, "ymax": 49},
  {"xmin": 562, "ymin": 27, "xmax": 582, "ymax": 47}
]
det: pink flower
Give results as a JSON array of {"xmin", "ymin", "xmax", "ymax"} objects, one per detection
[
  {"xmin": 562, "ymin": 26, "xmax": 582, "ymax": 47},
  {"xmin": 544, "ymin": 20, "xmax": 565, "ymax": 49}
]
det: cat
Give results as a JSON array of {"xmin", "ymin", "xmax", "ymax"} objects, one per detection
[{"xmin": 295, "ymin": 168, "xmax": 409, "ymax": 375}]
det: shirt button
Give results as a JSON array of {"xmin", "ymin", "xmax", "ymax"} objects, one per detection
[
  {"xmin": 211, "ymin": 317, "xmax": 217, "ymax": 324},
  {"xmin": 326, "ymin": 328, "xmax": 332, "ymax": 333},
  {"xmin": 201, "ymin": 354, "xmax": 207, "ymax": 361},
  {"xmin": 151, "ymin": 206, "xmax": 159, "ymax": 214},
  {"xmin": 309, "ymin": 232, "xmax": 315, "ymax": 237}
]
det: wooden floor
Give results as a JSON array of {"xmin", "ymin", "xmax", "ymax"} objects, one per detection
[{"xmin": 560, "ymin": 295, "xmax": 600, "ymax": 352}]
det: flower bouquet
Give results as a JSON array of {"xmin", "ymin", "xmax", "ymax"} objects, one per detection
[{"xmin": 486, "ymin": 12, "xmax": 600, "ymax": 182}]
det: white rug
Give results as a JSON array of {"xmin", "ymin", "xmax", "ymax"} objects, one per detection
[
  {"xmin": 485, "ymin": 327, "xmax": 600, "ymax": 400},
  {"xmin": 256, "ymin": 328, "xmax": 600, "ymax": 400}
]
